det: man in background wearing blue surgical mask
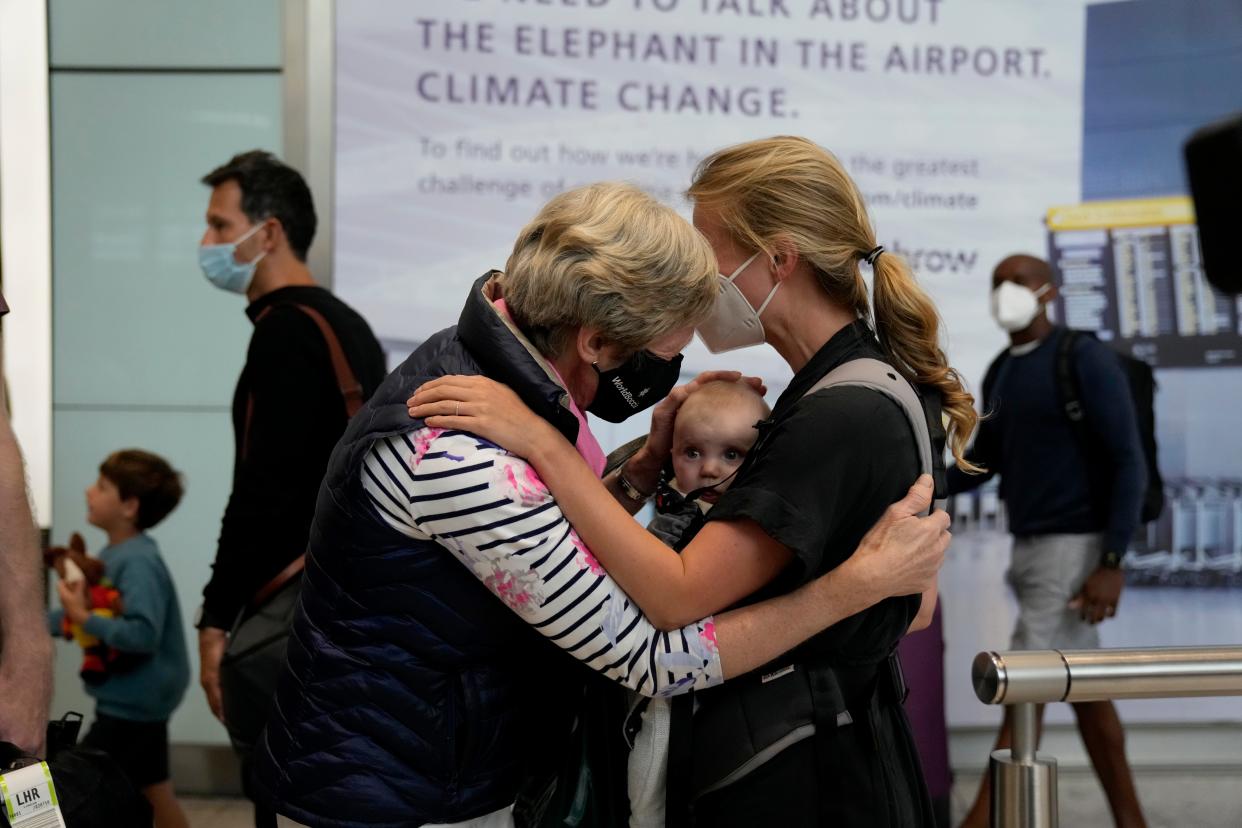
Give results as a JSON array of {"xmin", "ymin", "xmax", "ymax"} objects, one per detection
[
  {"xmin": 949, "ymin": 254, "xmax": 1148, "ymax": 828},
  {"xmin": 194, "ymin": 151, "xmax": 386, "ymax": 828}
]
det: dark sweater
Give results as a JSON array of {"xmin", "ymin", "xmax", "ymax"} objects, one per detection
[
  {"xmin": 947, "ymin": 327, "xmax": 1146, "ymax": 557},
  {"xmin": 199, "ymin": 285, "xmax": 386, "ymax": 630}
]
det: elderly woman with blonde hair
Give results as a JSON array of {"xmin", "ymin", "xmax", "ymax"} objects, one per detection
[{"xmin": 255, "ymin": 181, "xmax": 948, "ymax": 828}]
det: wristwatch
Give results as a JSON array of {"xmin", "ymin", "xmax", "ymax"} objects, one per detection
[{"xmin": 1100, "ymin": 549, "xmax": 1124, "ymax": 570}]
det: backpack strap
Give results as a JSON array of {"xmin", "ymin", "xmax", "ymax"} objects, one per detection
[
  {"xmin": 1055, "ymin": 330, "xmax": 1136, "ymax": 529},
  {"xmin": 802, "ymin": 358, "xmax": 943, "ymax": 515},
  {"xmin": 1056, "ymin": 329, "xmax": 1087, "ymax": 430},
  {"xmin": 1055, "ymin": 329, "xmax": 1108, "ymax": 502}
]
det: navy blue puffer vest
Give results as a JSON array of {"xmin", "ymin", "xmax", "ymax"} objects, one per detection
[{"xmin": 253, "ymin": 275, "xmax": 586, "ymax": 827}]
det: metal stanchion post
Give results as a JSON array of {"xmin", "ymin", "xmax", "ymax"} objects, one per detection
[
  {"xmin": 989, "ymin": 702, "xmax": 1057, "ymax": 828},
  {"xmin": 974, "ymin": 646, "xmax": 1242, "ymax": 826}
]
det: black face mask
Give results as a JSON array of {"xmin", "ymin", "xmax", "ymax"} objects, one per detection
[{"xmin": 587, "ymin": 350, "xmax": 684, "ymax": 423}]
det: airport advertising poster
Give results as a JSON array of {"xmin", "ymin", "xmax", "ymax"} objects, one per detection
[{"xmin": 334, "ymin": 0, "xmax": 1242, "ymax": 727}]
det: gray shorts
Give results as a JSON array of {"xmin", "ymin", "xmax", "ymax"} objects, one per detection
[{"xmin": 1007, "ymin": 533, "xmax": 1102, "ymax": 651}]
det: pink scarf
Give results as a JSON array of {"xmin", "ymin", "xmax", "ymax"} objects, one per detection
[{"xmin": 493, "ymin": 298, "xmax": 607, "ymax": 478}]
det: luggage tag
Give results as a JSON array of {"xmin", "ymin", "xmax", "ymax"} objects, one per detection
[{"xmin": 0, "ymin": 761, "xmax": 67, "ymax": 828}]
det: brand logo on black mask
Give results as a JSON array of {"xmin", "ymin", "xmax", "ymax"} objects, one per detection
[{"xmin": 588, "ymin": 350, "xmax": 684, "ymax": 423}]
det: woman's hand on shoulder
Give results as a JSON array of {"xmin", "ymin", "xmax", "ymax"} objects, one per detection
[
  {"xmin": 407, "ymin": 375, "xmax": 561, "ymax": 460},
  {"xmin": 846, "ymin": 475, "xmax": 950, "ymax": 604}
]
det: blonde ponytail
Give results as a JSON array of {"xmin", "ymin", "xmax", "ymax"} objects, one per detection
[
  {"xmin": 688, "ymin": 136, "xmax": 980, "ymax": 471},
  {"xmin": 871, "ymin": 252, "xmax": 980, "ymax": 471}
]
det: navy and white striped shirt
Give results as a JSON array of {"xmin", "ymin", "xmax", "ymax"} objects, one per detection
[{"xmin": 361, "ymin": 428, "xmax": 723, "ymax": 698}]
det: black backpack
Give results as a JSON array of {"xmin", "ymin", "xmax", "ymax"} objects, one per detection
[
  {"xmin": 982, "ymin": 329, "xmax": 1165, "ymax": 524},
  {"xmin": 0, "ymin": 733, "xmax": 152, "ymax": 828}
]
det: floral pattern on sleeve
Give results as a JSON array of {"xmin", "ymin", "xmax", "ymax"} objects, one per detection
[
  {"xmin": 492, "ymin": 454, "xmax": 552, "ymax": 508},
  {"xmin": 471, "ymin": 555, "xmax": 545, "ymax": 615},
  {"xmin": 569, "ymin": 529, "xmax": 604, "ymax": 576},
  {"xmin": 410, "ymin": 427, "xmax": 445, "ymax": 467}
]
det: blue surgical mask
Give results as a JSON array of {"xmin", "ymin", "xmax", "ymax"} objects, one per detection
[{"xmin": 198, "ymin": 223, "xmax": 266, "ymax": 294}]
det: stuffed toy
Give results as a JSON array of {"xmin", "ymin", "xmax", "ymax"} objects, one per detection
[{"xmin": 44, "ymin": 533, "xmax": 124, "ymax": 685}]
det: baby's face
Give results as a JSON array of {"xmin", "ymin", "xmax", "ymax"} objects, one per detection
[{"xmin": 670, "ymin": 406, "xmax": 760, "ymax": 504}]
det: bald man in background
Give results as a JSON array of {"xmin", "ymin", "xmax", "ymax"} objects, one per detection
[
  {"xmin": 949, "ymin": 255, "xmax": 1148, "ymax": 828},
  {"xmin": 0, "ymin": 291, "xmax": 54, "ymax": 756}
]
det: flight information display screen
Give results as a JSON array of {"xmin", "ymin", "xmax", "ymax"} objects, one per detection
[{"xmin": 1047, "ymin": 197, "xmax": 1241, "ymax": 367}]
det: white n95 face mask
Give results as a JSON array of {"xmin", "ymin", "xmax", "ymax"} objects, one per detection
[
  {"xmin": 696, "ymin": 253, "xmax": 780, "ymax": 353},
  {"xmin": 991, "ymin": 280, "xmax": 1051, "ymax": 333}
]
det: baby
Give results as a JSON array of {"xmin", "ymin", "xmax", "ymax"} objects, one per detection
[
  {"xmin": 648, "ymin": 380, "xmax": 772, "ymax": 550},
  {"xmin": 629, "ymin": 380, "xmax": 771, "ymax": 827}
]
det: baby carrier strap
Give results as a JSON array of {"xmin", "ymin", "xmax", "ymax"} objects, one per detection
[{"xmin": 802, "ymin": 357, "xmax": 946, "ymax": 513}]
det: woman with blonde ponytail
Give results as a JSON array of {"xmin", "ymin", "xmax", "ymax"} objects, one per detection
[
  {"xmin": 408, "ymin": 140, "xmax": 961, "ymax": 827},
  {"xmin": 666, "ymin": 135, "xmax": 968, "ymax": 826}
]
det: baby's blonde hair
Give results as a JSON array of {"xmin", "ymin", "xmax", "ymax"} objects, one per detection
[{"xmin": 675, "ymin": 381, "xmax": 771, "ymax": 445}]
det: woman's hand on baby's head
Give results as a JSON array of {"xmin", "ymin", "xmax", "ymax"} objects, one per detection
[{"xmin": 644, "ymin": 371, "xmax": 766, "ymax": 463}]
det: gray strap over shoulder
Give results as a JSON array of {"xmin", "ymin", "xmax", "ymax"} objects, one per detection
[{"xmin": 803, "ymin": 358, "xmax": 939, "ymax": 516}]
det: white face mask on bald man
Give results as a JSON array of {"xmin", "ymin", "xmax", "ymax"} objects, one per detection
[
  {"xmin": 991, "ymin": 280, "xmax": 1051, "ymax": 333},
  {"xmin": 696, "ymin": 253, "xmax": 781, "ymax": 353}
]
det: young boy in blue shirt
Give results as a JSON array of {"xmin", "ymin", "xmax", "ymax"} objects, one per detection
[{"xmin": 48, "ymin": 449, "xmax": 191, "ymax": 828}]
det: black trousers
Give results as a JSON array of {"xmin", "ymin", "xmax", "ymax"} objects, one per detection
[
  {"xmin": 241, "ymin": 748, "xmax": 278, "ymax": 828},
  {"xmin": 693, "ymin": 693, "xmax": 935, "ymax": 827}
]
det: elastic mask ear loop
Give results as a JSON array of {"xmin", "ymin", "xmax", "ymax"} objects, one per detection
[
  {"xmin": 753, "ymin": 258, "xmax": 781, "ymax": 317},
  {"xmin": 1033, "ymin": 283, "xmax": 1051, "ymax": 299},
  {"xmin": 234, "ymin": 222, "xmax": 264, "ymax": 247},
  {"xmin": 724, "ymin": 252, "xmax": 760, "ymax": 284},
  {"xmin": 235, "ymin": 222, "xmax": 267, "ymax": 266}
]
